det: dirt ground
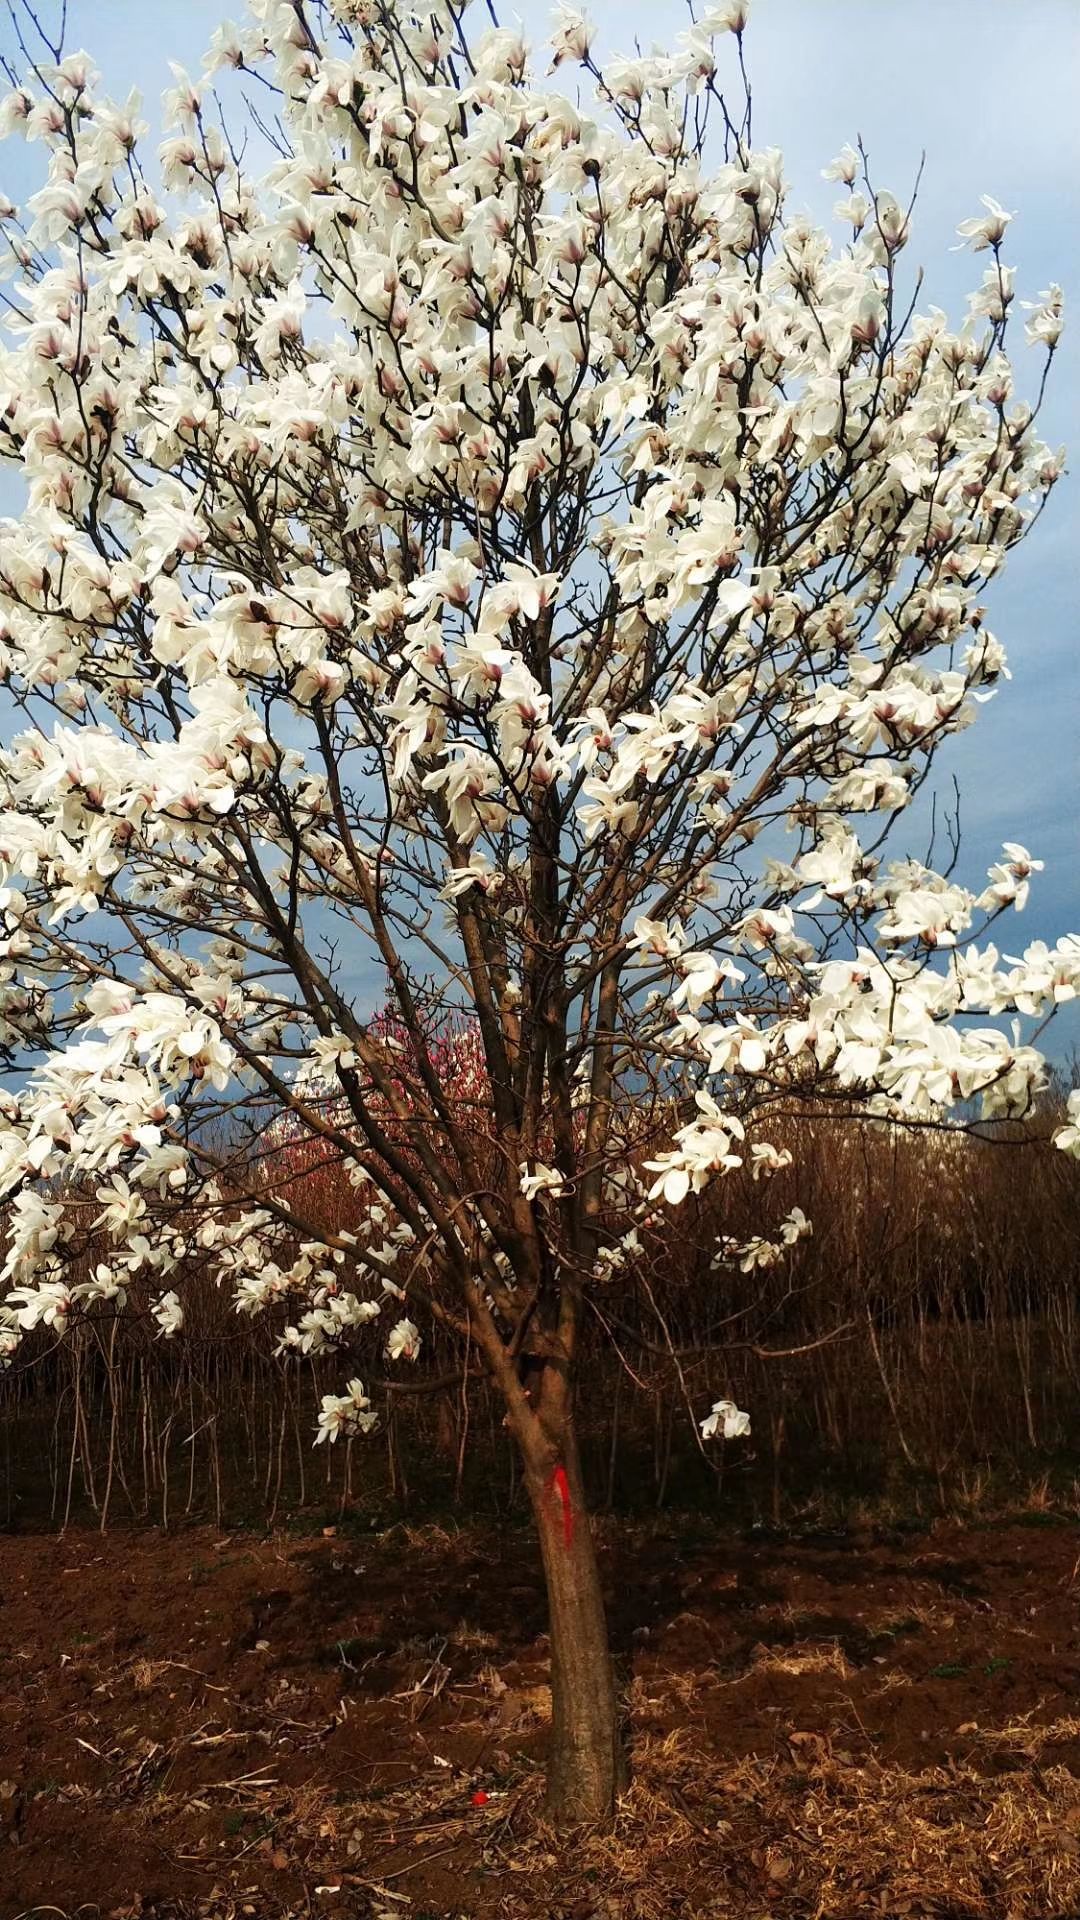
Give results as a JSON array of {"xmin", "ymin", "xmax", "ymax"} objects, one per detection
[{"xmin": 2, "ymin": 1511, "xmax": 1080, "ymax": 1920}]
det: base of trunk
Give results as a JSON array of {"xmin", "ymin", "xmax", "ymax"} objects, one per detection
[{"xmin": 530, "ymin": 1463, "xmax": 627, "ymax": 1825}]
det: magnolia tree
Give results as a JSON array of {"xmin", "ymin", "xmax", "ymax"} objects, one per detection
[{"xmin": 0, "ymin": 0, "xmax": 1076, "ymax": 1823}]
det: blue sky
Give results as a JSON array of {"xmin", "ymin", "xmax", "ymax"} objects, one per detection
[{"xmin": 0, "ymin": 0, "xmax": 1076, "ymax": 1049}]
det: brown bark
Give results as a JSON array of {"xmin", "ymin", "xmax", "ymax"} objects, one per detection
[{"xmin": 525, "ymin": 1436, "xmax": 626, "ymax": 1825}]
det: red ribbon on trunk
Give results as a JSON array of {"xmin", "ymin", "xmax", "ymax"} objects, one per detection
[{"xmin": 546, "ymin": 1464, "xmax": 574, "ymax": 1548}]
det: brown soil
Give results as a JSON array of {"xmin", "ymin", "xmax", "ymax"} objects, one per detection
[{"xmin": 2, "ymin": 1513, "xmax": 1079, "ymax": 1919}]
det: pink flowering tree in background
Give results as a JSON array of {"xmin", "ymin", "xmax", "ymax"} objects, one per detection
[{"xmin": 0, "ymin": 0, "xmax": 1075, "ymax": 1822}]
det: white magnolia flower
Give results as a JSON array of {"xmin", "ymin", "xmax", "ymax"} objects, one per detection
[
  {"xmin": 520, "ymin": 1162, "xmax": 570, "ymax": 1201},
  {"xmin": 1054, "ymin": 1091, "xmax": 1080, "ymax": 1159},
  {"xmin": 779, "ymin": 1206, "xmax": 813, "ymax": 1245},
  {"xmin": 151, "ymin": 1290, "xmax": 184, "ymax": 1339},
  {"xmin": 550, "ymin": 8, "xmax": 593, "ymax": 65},
  {"xmin": 955, "ymin": 195, "xmax": 1015, "ymax": 252},
  {"xmin": 315, "ymin": 1380, "xmax": 379, "ymax": 1444},
  {"xmin": 700, "ymin": 1398, "xmax": 751, "ymax": 1441},
  {"xmin": 1021, "ymin": 285, "xmax": 1065, "ymax": 349},
  {"xmin": 979, "ymin": 843, "xmax": 1044, "ymax": 915},
  {"xmin": 821, "ymin": 143, "xmax": 859, "ymax": 186},
  {"xmin": 6, "ymin": 1281, "xmax": 72, "ymax": 1333},
  {"xmin": 699, "ymin": 0, "xmax": 750, "ymax": 31},
  {"xmin": 386, "ymin": 1317, "xmax": 421, "ymax": 1362}
]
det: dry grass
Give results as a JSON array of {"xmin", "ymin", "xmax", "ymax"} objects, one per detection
[
  {"xmin": 973, "ymin": 1713, "xmax": 1080, "ymax": 1759},
  {"xmin": 7, "ymin": 1517, "xmax": 1080, "ymax": 1920},
  {"xmin": 746, "ymin": 1637, "xmax": 854, "ymax": 1679},
  {"xmin": 132, "ymin": 1694, "xmax": 1080, "ymax": 1920},
  {"xmin": 564, "ymin": 1734, "xmax": 1080, "ymax": 1920}
]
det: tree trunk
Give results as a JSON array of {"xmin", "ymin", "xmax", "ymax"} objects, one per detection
[{"xmin": 526, "ymin": 1439, "xmax": 626, "ymax": 1824}]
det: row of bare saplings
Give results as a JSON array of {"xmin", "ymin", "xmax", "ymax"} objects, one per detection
[{"xmin": 1, "ymin": 1107, "xmax": 1078, "ymax": 1530}]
